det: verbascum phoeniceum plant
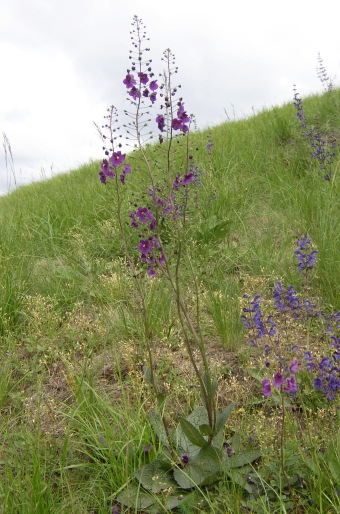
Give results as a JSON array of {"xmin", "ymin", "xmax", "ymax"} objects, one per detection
[{"xmin": 96, "ymin": 15, "xmax": 260, "ymax": 512}]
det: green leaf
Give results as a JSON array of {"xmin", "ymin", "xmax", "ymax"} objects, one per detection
[
  {"xmin": 179, "ymin": 418, "xmax": 208, "ymax": 448},
  {"xmin": 223, "ymin": 449, "xmax": 262, "ymax": 470},
  {"xmin": 176, "ymin": 406, "xmax": 209, "ymax": 457},
  {"xmin": 149, "ymin": 409, "xmax": 170, "ymax": 447},
  {"xmin": 173, "ymin": 445, "xmax": 222, "ymax": 489},
  {"xmin": 328, "ymin": 458, "xmax": 340, "ymax": 485},
  {"xmin": 134, "ymin": 459, "xmax": 175, "ymax": 493},
  {"xmin": 215, "ymin": 403, "xmax": 234, "ymax": 434},
  {"xmin": 199, "ymin": 424, "xmax": 213, "ymax": 436},
  {"xmin": 117, "ymin": 484, "xmax": 155, "ymax": 510}
]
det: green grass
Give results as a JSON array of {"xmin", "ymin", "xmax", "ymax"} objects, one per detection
[{"xmin": 0, "ymin": 89, "xmax": 340, "ymax": 512}]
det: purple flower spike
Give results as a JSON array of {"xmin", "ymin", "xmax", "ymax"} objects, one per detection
[
  {"xmin": 262, "ymin": 378, "xmax": 272, "ymax": 397},
  {"xmin": 273, "ymin": 372, "xmax": 284, "ymax": 388}
]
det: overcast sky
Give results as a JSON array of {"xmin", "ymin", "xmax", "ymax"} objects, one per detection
[{"xmin": 0, "ymin": 0, "xmax": 339, "ymax": 195}]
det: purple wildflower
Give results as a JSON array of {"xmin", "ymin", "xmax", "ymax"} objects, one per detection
[
  {"xmin": 129, "ymin": 86, "xmax": 141, "ymax": 100},
  {"xmin": 290, "ymin": 360, "xmax": 299, "ymax": 374},
  {"xmin": 262, "ymin": 378, "xmax": 272, "ymax": 397},
  {"xmin": 138, "ymin": 239, "xmax": 152, "ymax": 256},
  {"xmin": 283, "ymin": 375, "xmax": 298, "ymax": 393},
  {"xmin": 182, "ymin": 454, "xmax": 189, "ymax": 464},
  {"xmin": 109, "ymin": 151, "xmax": 126, "ymax": 167},
  {"xmin": 149, "ymin": 80, "xmax": 158, "ymax": 91},
  {"xmin": 156, "ymin": 114, "xmax": 165, "ymax": 132},
  {"xmin": 123, "ymin": 73, "xmax": 136, "ymax": 88},
  {"xmin": 273, "ymin": 372, "xmax": 284, "ymax": 388},
  {"xmin": 120, "ymin": 163, "xmax": 131, "ymax": 185},
  {"xmin": 149, "ymin": 92, "xmax": 157, "ymax": 104},
  {"xmin": 138, "ymin": 72, "xmax": 149, "ymax": 84},
  {"xmin": 182, "ymin": 173, "xmax": 195, "ymax": 186}
]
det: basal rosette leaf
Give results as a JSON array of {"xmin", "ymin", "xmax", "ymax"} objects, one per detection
[
  {"xmin": 176, "ymin": 406, "xmax": 209, "ymax": 457},
  {"xmin": 178, "ymin": 417, "xmax": 208, "ymax": 448},
  {"xmin": 215, "ymin": 403, "xmax": 234, "ymax": 434},
  {"xmin": 223, "ymin": 449, "xmax": 262, "ymax": 470},
  {"xmin": 173, "ymin": 445, "xmax": 223, "ymax": 489},
  {"xmin": 149, "ymin": 409, "xmax": 171, "ymax": 447},
  {"xmin": 117, "ymin": 484, "xmax": 155, "ymax": 510},
  {"xmin": 134, "ymin": 458, "xmax": 176, "ymax": 493}
]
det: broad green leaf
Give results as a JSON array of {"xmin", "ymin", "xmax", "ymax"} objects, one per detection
[
  {"xmin": 134, "ymin": 459, "xmax": 175, "ymax": 493},
  {"xmin": 117, "ymin": 484, "xmax": 155, "ymax": 510},
  {"xmin": 223, "ymin": 449, "xmax": 262, "ymax": 470},
  {"xmin": 173, "ymin": 445, "xmax": 222, "ymax": 489},
  {"xmin": 199, "ymin": 424, "xmax": 213, "ymax": 436},
  {"xmin": 215, "ymin": 403, "xmax": 234, "ymax": 434},
  {"xmin": 149, "ymin": 409, "xmax": 170, "ymax": 447},
  {"xmin": 328, "ymin": 458, "xmax": 340, "ymax": 485},
  {"xmin": 179, "ymin": 418, "xmax": 208, "ymax": 448},
  {"xmin": 176, "ymin": 406, "xmax": 209, "ymax": 456}
]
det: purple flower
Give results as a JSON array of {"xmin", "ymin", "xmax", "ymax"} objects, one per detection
[
  {"xmin": 129, "ymin": 211, "xmax": 139, "ymax": 229},
  {"xmin": 147, "ymin": 266, "xmax": 156, "ymax": 276},
  {"xmin": 149, "ymin": 80, "xmax": 158, "ymax": 91},
  {"xmin": 156, "ymin": 114, "xmax": 165, "ymax": 132},
  {"xmin": 143, "ymin": 444, "xmax": 153, "ymax": 455},
  {"xmin": 135, "ymin": 207, "xmax": 156, "ymax": 229},
  {"xmin": 138, "ymin": 239, "xmax": 152, "ymax": 256},
  {"xmin": 171, "ymin": 118, "xmax": 183, "ymax": 131},
  {"xmin": 173, "ymin": 174, "xmax": 181, "ymax": 191},
  {"xmin": 129, "ymin": 86, "xmax": 141, "ymax": 100},
  {"xmin": 123, "ymin": 73, "xmax": 136, "ymax": 88},
  {"xmin": 109, "ymin": 151, "xmax": 126, "ymax": 168},
  {"xmin": 120, "ymin": 163, "xmax": 131, "ymax": 185},
  {"xmin": 273, "ymin": 372, "xmax": 284, "ymax": 388},
  {"xmin": 112, "ymin": 504, "xmax": 120, "ymax": 514},
  {"xmin": 262, "ymin": 378, "xmax": 272, "ymax": 397},
  {"xmin": 283, "ymin": 375, "xmax": 298, "ymax": 393},
  {"xmin": 138, "ymin": 72, "xmax": 149, "ymax": 84},
  {"xmin": 182, "ymin": 454, "xmax": 189, "ymax": 464},
  {"xmin": 177, "ymin": 102, "xmax": 190, "ymax": 123},
  {"xmin": 142, "ymin": 88, "xmax": 149, "ymax": 97},
  {"xmin": 149, "ymin": 92, "xmax": 157, "ymax": 104},
  {"xmin": 182, "ymin": 173, "xmax": 195, "ymax": 186},
  {"xmin": 290, "ymin": 360, "xmax": 299, "ymax": 374}
]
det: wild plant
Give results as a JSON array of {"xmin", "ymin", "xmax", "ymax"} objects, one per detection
[
  {"xmin": 96, "ymin": 15, "xmax": 259, "ymax": 511},
  {"xmin": 293, "ymin": 85, "xmax": 337, "ymax": 181},
  {"xmin": 241, "ymin": 234, "xmax": 340, "ymax": 508}
]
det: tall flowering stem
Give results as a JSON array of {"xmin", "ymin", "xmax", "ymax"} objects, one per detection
[
  {"xmin": 293, "ymin": 86, "xmax": 337, "ymax": 181},
  {"xmin": 97, "ymin": 15, "xmax": 217, "ymax": 444}
]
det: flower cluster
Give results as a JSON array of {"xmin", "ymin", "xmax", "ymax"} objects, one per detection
[
  {"xmin": 293, "ymin": 87, "xmax": 337, "ymax": 181},
  {"xmin": 99, "ymin": 151, "xmax": 132, "ymax": 185},
  {"xmin": 304, "ymin": 311, "xmax": 340, "ymax": 400},
  {"xmin": 262, "ymin": 361, "xmax": 299, "ymax": 397},
  {"xmin": 123, "ymin": 72, "xmax": 158, "ymax": 104},
  {"xmin": 294, "ymin": 235, "xmax": 318, "ymax": 273},
  {"xmin": 241, "ymin": 294, "xmax": 276, "ymax": 345}
]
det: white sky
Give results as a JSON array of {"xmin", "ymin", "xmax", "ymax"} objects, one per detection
[{"xmin": 0, "ymin": 0, "xmax": 339, "ymax": 194}]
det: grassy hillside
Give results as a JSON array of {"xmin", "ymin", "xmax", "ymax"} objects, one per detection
[{"xmin": 0, "ymin": 89, "xmax": 339, "ymax": 512}]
